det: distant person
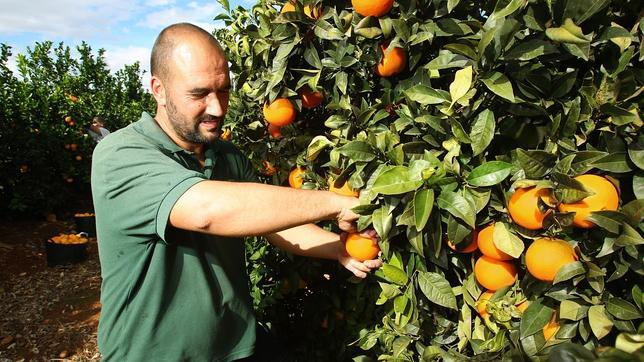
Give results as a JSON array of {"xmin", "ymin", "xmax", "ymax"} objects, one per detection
[
  {"xmin": 90, "ymin": 23, "xmax": 382, "ymax": 361},
  {"xmin": 88, "ymin": 116, "xmax": 111, "ymax": 142}
]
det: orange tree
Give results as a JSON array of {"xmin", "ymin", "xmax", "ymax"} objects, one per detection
[
  {"xmin": 216, "ymin": 0, "xmax": 643, "ymax": 359},
  {"xmin": 0, "ymin": 42, "xmax": 154, "ymax": 216}
]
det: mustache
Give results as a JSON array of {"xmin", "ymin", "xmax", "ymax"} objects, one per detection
[{"xmin": 198, "ymin": 115, "xmax": 223, "ymax": 123}]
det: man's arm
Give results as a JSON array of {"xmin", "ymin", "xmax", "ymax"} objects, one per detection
[
  {"xmin": 266, "ymin": 224, "xmax": 382, "ymax": 278},
  {"xmin": 169, "ymin": 180, "xmax": 358, "ymax": 237}
]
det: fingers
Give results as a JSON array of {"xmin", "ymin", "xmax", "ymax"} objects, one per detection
[{"xmin": 339, "ymin": 252, "xmax": 383, "ymax": 279}]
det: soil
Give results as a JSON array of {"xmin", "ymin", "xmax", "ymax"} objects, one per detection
[{"xmin": 0, "ymin": 217, "xmax": 101, "ymax": 361}]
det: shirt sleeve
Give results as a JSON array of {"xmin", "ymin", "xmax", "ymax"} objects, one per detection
[{"xmin": 92, "ymin": 139, "xmax": 206, "ymax": 243}]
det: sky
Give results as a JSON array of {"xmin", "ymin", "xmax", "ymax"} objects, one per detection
[{"xmin": 0, "ymin": 0, "xmax": 252, "ymax": 89}]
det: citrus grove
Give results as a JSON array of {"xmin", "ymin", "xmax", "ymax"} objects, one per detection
[{"xmin": 215, "ymin": 0, "xmax": 643, "ymax": 359}]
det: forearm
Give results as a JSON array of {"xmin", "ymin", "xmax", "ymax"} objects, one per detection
[
  {"xmin": 266, "ymin": 224, "xmax": 342, "ymax": 260},
  {"xmin": 170, "ymin": 180, "xmax": 357, "ymax": 237}
]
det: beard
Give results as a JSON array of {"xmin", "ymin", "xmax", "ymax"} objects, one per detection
[{"xmin": 166, "ymin": 96, "xmax": 219, "ymax": 144}]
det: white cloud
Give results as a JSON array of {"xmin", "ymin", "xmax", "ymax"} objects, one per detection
[
  {"xmin": 145, "ymin": 0, "xmax": 176, "ymax": 6},
  {"xmin": 0, "ymin": 0, "xmax": 139, "ymax": 39},
  {"xmin": 137, "ymin": 2, "xmax": 225, "ymax": 34},
  {"xmin": 104, "ymin": 45, "xmax": 152, "ymax": 89}
]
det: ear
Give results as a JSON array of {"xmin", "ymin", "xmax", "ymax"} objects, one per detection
[{"xmin": 151, "ymin": 76, "xmax": 167, "ymax": 107}]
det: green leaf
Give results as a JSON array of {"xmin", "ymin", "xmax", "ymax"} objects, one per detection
[
  {"xmin": 560, "ymin": 300, "xmax": 588, "ymax": 321},
  {"xmin": 634, "ymin": 175, "xmax": 644, "ymax": 200},
  {"xmin": 552, "ymin": 172, "xmax": 594, "ymax": 203},
  {"xmin": 306, "ymin": 135, "xmax": 334, "ymax": 161},
  {"xmin": 628, "ymin": 137, "xmax": 644, "ymax": 170},
  {"xmin": 382, "ymin": 264, "xmax": 408, "ymax": 286},
  {"xmin": 372, "ymin": 206, "xmax": 393, "ymax": 241},
  {"xmin": 588, "ymin": 305, "xmax": 613, "ymax": 340},
  {"xmin": 615, "ymin": 333, "xmax": 644, "ymax": 354},
  {"xmin": 336, "ymin": 71, "xmax": 348, "ymax": 95},
  {"xmin": 447, "ymin": 0, "xmax": 461, "ymax": 13},
  {"xmin": 614, "ymin": 223, "xmax": 644, "ymax": 246},
  {"xmin": 405, "ymin": 85, "xmax": 450, "ymax": 105},
  {"xmin": 414, "ymin": 189, "xmax": 435, "ymax": 232},
  {"xmin": 486, "ymin": 0, "xmax": 525, "ymax": 25},
  {"xmin": 480, "ymin": 71, "xmax": 515, "ymax": 103},
  {"xmin": 336, "ymin": 141, "xmax": 376, "ymax": 162},
  {"xmin": 466, "ymin": 161, "xmax": 513, "ymax": 187},
  {"xmin": 492, "ymin": 222, "xmax": 524, "ymax": 258},
  {"xmin": 553, "ymin": 261, "xmax": 585, "ymax": 284},
  {"xmin": 592, "ymin": 153, "xmax": 634, "ymax": 173},
  {"xmin": 469, "ymin": 109, "xmax": 495, "ymax": 157},
  {"xmin": 449, "ymin": 66, "xmax": 473, "ymax": 105},
  {"xmin": 546, "ymin": 18, "xmax": 591, "ymax": 44},
  {"xmin": 517, "ymin": 149, "xmax": 556, "ymax": 179},
  {"xmin": 585, "ymin": 211, "xmax": 627, "ymax": 234},
  {"xmin": 372, "ymin": 166, "xmax": 424, "ymax": 195},
  {"xmin": 606, "ymin": 298, "xmax": 643, "ymax": 321},
  {"xmin": 417, "ymin": 271, "xmax": 458, "ymax": 310},
  {"xmin": 504, "ymin": 39, "xmax": 558, "ymax": 61},
  {"xmin": 520, "ymin": 299, "xmax": 554, "ymax": 338},
  {"xmin": 437, "ymin": 191, "xmax": 476, "ymax": 228}
]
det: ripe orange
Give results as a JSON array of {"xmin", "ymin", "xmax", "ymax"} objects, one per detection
[
  {"xmin": 263, "ymin": 98, "xmax": 296, "ymax": 127},
  {"xmin": 476, "ymin": 291, "xmax": 495, "ymax": 318},
  {"xmin": 352, "ymin": 0, "xmax": 394, "ymax": 17},
  {"xmin": 345, "ymin": 232, "xmax": 380, "ymax": 261},
  {"xmin": 70, "ymin": 144, "xmax": 78, "ymax": 151},
  {"xmin": 263, "ymin": 160, "xmax": 277, "ymax": 176},
  {"xmin": 288, "ymin": 167, "xmax": 306, "ymax": 188},
  {"xmin": 558, "ymin": 174, "xmax": 619, "ymax": 228},
  {"xmin": 220, "ymin": 128, "xmax": 232, "ymax": 141},
  {"xmin": 281, "ymin": 1, "xmax": 322, "ymax": 19},
  {"xmin": 268, "ymin": 124, "xmax": 282, "ymax": 139},
  {"xmin": 329, "ymin": 178, "xmax": 359, "ymax": 197},
  {"xmin": 525, "ymin": 238, "xmax": 577, "ymax": 282},
  {"xmin": 474, "ymin": 256, "xmax": 517, "ymax": 291},
  {"xmin": 65, "ymin": 116, "xmax": 73, "ymax": 123},
  {"xmin": 376, "ymin": 43, "xmax": 406, "ymax": 77},
  {"xmin": 447, "ymin": 231, "xmax": 478, "ymax": 253},
  {"xmin": 299, "ymin": 87, "xmax": 324, "ymax": 109},
  {"xmin": 508, "ymin": 186, "xmax": 553, "ymax": 230},
  {"xmin": 75, "ymin": 155, "xmax": 82, "ymax": 161},
  {"xmin": 543, "ymin": 313, "xmax": 560, "ymax": 341},
  {"xmin": 476, "ymin": 223, "xmax": 513, "ymax": 261}
]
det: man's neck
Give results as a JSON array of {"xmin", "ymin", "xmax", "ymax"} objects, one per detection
[{"xmin": 154, "ymin": 111, "xmax": 205, "ymax": 160}]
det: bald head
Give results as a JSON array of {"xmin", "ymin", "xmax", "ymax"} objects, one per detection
[{"xmin": 151, "ymin": 23, "xmax": 226, "ymax": 83}]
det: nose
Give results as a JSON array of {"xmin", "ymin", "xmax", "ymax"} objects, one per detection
[{"xmin": 205, "ymin": 92, "xmax": 225, "ymax": 118}]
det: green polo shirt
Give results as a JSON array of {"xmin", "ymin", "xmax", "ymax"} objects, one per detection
[{"xmin": 91, "ymin": 112, "xmax": 257, "ymax": 361}]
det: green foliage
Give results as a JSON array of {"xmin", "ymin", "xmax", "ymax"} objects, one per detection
[
  {"xmin": 0, "ymin": 42, "xmax": 154, "ymax": 216},
  {"xmin": 219, "ymin": 0, "xmax": 643, "ymax": 359}
]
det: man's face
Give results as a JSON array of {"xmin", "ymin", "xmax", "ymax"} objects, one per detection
[{"xmin": 163, "ymin": 42, "xmax": 230, "ymax": 145}]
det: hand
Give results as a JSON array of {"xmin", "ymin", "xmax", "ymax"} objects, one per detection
[
  {"xmin": 335, "ymin": 195, "xmax": 360, "ymax": 232},
  {"xmin": 338, "ymin": 230, "xmax": 383, "ymax": 278}
]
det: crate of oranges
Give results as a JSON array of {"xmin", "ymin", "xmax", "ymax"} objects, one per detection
[
  {"xmin": 45, "ymin": 233, "xmax": 89, "ymax": 266},
  {"xmin": 74, "ymin": 212, "xmax": 96, "ymax": 237}
]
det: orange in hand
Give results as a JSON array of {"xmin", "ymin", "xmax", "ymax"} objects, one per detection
[{"xmin": 345, "ymin": 232, "xmax": 380, "ymax": 261}]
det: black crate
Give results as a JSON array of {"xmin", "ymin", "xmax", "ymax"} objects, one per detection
[
  {"xmin": 74, "ymin": 215, "xmax": 96, "ymax": 237},
  {"xmin": 45, "ymin": 239, "xmax": 88, "ymax": 266}
]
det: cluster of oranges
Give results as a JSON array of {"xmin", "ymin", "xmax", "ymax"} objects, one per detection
[
  {"xmin": 450, "ymin": 173, "xmax": 619, "ymax": 340},
  {"xmin": 49, "ymin": 233, "xmax": 88, "ymax": 245},
  {"xmin": 64, "ymin": 115, "xmax": 75, "ymax": 127},
  {"xmin": 263, "ymin": 0, "xmax": 406, "ymax": 133}
]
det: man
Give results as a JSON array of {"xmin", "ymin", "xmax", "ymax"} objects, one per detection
[
  {"xmin": 91, "ymin": 23, "xmax": 382, "ymax": 361},
  {"xmin": 87, "ymin": 116, "xmax": 111, "ymax": 142}
]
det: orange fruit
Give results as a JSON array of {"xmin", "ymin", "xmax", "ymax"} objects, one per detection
[
  {"xmin": 263, "ymin": 160, "xmax": 277, "ymax": 176},
  {"xmin": 70, "ymin": 144, "xmax": 78, "ymax": 151},
  {"xmin": 75, "ymin": 155, "xmax": 82, "ymax": 161},
  {"xmin": 476, "ymin": 223, "xmax": 513, "ymax": 261},
  {"xmin": 268, "ymin": 124, "xmax": 282, "ymax": 139},
  {"xmin": 288, "ymin": 167, "xmax": 306, "ymax": 188},
  {"xmin": 345, "ymin": 232, "xmax": 380, "ymax": 261},
  {"xmin": 558, "ymin": 174, "xmax": 619, "ymax": 228},
  {"xmin": 476, "ymin": 291, "xmax": 495, "ymax": 318},
  {"xmin": 525, "ymin": 238, "xmax": 577, "ymax": 282},
  {"xmin": 474, "ymin": 256, "xmax": 517, "ymax": 291},
  {"xmin": 376, "ymin": 43, "xmax": 406, "ymax": 77},
  {"xmin": 543, "ymin": 313, "xmax": 560, "ymax": 341},
  {"xmin": 447, "ymin": 231, "xmax": 478, "ymax": 253},
  {"xmin": 329, "ymin": 178, "xmax": 359, "ymax": 197},
  {"xmin": 263, "ymin": 98, "xmax": 296, "ymax": 127},
  {"xmin": 299, "ymin": 87, "xmax": 324, "ymax": 109},
  {"xmin": 65, "ymin": 116, "xmax": 72, "ymax": 123},
  {"xmin": 508, "ymin": 186, "xmax": 553, "ymax": 230},
  {"xmin": 220, "ymin": 128, "xmax": 232, "ymax": 141},
  {"xmin": 281, "ymin": 1, "xmax": 322, "ymax": 19},
  {"xmin": 351, "ymin": 0, "xmax": 394, "ymax": 17},
  {"xmin": 19, "ymin": 165, "xmax": 28, "ymax": 173},
  {"xmin": 516, "ymin": 300, "xmax": 529, "ymax": 313}
]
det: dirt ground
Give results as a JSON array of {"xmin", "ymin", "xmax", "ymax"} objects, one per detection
[{"xmin": 0, "ymin": 217, "xmax": 101, "ymax": 361}]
